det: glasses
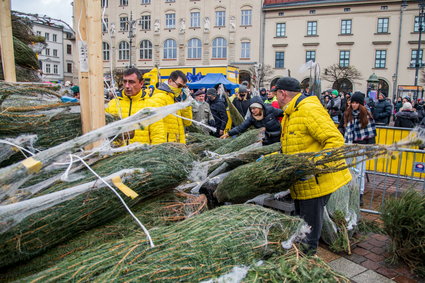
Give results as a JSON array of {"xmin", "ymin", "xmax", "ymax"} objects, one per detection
[{"xmin": 172, "ymin": 78, "xmax": 187, "ymax": 89}]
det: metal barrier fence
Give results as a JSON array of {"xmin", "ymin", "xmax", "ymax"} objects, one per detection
[{"xmin": 362, "ymin": 126, "xmax": 425, "ymax": 214}]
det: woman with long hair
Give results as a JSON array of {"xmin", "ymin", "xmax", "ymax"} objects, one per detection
[{"xmin": 341, "ymin": 91, "xmax": 376, "ymax": 206}]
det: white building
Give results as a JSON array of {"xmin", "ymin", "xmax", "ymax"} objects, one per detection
[
  {"xmin": 32, "ymin": 22, "xmax": 65, "ymax": 82},
  {"xmin": 63, "ymin": 27, "xmax": 78, "ymax": 84}
]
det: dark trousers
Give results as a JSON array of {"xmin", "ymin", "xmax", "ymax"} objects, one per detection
[{"xmin": 294, "ymin": 193, "xmax": 331, "ymax": 254}]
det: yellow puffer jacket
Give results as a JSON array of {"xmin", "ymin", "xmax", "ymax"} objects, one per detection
[
  {"xmin": 146, "ymin": 83, "xmax": 192, "ymax": 144},
  {"xmin": 105, "ymin": 89, "xmax": 166, "ymax": 145},
  {"xmin": 280, "ymin": 93, "xmax": 352, "ymax": 200}
]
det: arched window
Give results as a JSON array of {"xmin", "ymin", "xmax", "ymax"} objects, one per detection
[
  {"xmin": 118, "ymin": 41, "xmax": 129, "ymax": 60},
  {"xmin": 140, "ymin": 40, "xmax": 152, "ymax": 59},
  {"xmin": 212, "ymin": 37, "xmax": 227, "ymax": 59},
  {"xmin": 187, "ymin": 38, "xmax": 201, "ymax": 59},
  {"xmin": 164, "ymin": 39, "xmax": 177, "ymax": 59},
  {"xmin": 103, "ymin": 42, "xmax": 110, "ymax": 61}
]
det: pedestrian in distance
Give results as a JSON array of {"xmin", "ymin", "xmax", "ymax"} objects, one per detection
[
  {"xmin": 372, "ymin": 92, "xmax": 392, "ymax": 125},
  {"xmin": 275, "ymin": 77, "xmax": 352, "ymax": 255},
  {"xmin": 394, "ymin": 102, "xmax": 419, "ymax": 128},
  {"xmin": 207, "ymin": 88, "xmax": 228, "ymax": 137},
  {"xmin": 339, "ymin": 91, "xmax": 376, "ymax": 206},
  {"xmin": 232, "ymin": 85, "xmax": 251, "ymax": 118}
]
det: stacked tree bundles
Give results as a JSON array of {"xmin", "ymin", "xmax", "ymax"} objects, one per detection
[
  {"xmin": 0, "ymin": 82, "xmax": 84, "ymax": 150},
  {"xmin": 0, "ymin": 143, "xmax": 196, "ymax": 269},
  {"xmin": 1, "ymin": 191, "xmax": 207, "ymax": 281},
  {"xmin": 245, "ymin": 253, "xmax": 349, "ymax": 282},
  {"xmin": 381, "ymin": 190, "xmax": 425, "ymax": 277},
  {"xmin": 25, "ymin": 205, "xmax": 312, "ymax": 282},
  {"xmin": 214, "ymin": 144, "xmax": 389, "ymax": 203}
]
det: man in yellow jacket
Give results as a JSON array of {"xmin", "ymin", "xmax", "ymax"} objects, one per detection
[
  {"xmin": 275, "ymin": 77, "xmax": 352, "ymax": 255},
  {"xmin": 146, "ymin": 70, "xmax": 192, "ymax": 143},
  {"xmin": 105, "ymin": 68, "xmax": 165, "ymax": 145}
]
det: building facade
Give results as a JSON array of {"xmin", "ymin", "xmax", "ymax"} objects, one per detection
[
  {"xmin": 263, "ymin": 0, "xmax": 424, "ymax": 100},
  {"xmin": 100, "ymin": 0, "xmax": 262, "ymax": 84},
  {"xmin": 63, "ymin": 28, "xmax": 79, "ymax": 84},
  {"xmin": 33, "ymin": 22, "xmax": 65, "ymax": 82}
]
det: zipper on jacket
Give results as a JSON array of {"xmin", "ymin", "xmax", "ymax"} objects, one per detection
[{"xmin": 127, "ymin": 97, "xmax": 133, "ymax": 146}]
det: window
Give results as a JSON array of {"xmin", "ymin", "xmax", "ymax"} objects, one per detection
[
  {"xmin": 53, "ymin": 64, "xmax": 58, "ymax": 74},
  {"xmin": 52, "ymin": 34, "xmax": 57, "ymax": 42},
  {"xmin": 340, "ymin": 19, "xmax": 352, "ymax": 34},
  {"xmin": 276, "ymin": 23, "xmax": 286, "ymax": 37},
  {"xmin": 190, "ymin": 12, "xmax": 200, "ymax": 28},
  {"xmin": 375, "ymin": 50, "xmax": 387, "ymax": 68},
  {"xmin": 53, "ymin": 49, "xmax": 58, "ymax": 57},
  {"xmin": 45, "ymin": 64, "xmax": 51, "ymax": 73},
  {"xmin": 101, "ymin": 0, "xmax": 108, "ymax": 8},
  {"xmin": 45, "ymin": 32, "xmax": 50, "ymax": 41},
  {"xmin": 103, "ymin": 42, "xmax": 110, "ymax": 60},
  {"xmin": 339, "ymin": 50, "xmax": 350, "ymax": 67},
  {"xmin": 241, "ymin": 10, "xmax": 252, "ymax": 26},
  {"xmin": 140, "ymin": 40, "xmax": 152, "ymax": 59},
  {"xmin": 307, "ymin": 21, "xmax": 317, "ymax": 36},
  {"xmin": 118, "ymin": 41, "xmax": 130, "ymax": 60},
  {"xmin": 344, "ymin": 7, "xmax": 351, "ymax": 12},
  {"xmin": 275, "ymin": 52, "xmax": 285, "ymax": 68},
  {"xmin": 381, "ymin": 6, "xmax": 388, "ymax": 10},
  {"xmin": 306, "ymin": 50, "xmax": 316, "ymax": 62},
  {"xmin": 241, "ymin": 42, "xmax": 250, "ymax": 59},
  {"xmin": 141, "ymin": 0, "xmax": 150, "ymax": 4},
  {"xmin": 164, "ymin": 39, "xmax": 177, "ymax": 59},
  {"xmin": 120, "ymin": 16, "xmax": 129, "ymax": 31},
  {"xmin": 410, "ymin": 49, "xmax": 424, "ymax": 67},
  {"xmin": 67, "ymin": 63, "xmax": 72, "ymax": 73},
  {"xmin": 215, "ymin": 11, "xmax": 225, "ymax": 27},
  {"xmin": 45, "ymin": 48, "xmax": 50, "ymax": 56},
  {"xmin": 120, "ymin": 0, "xmax": 128, "ymax": 6},
  {"xmin": 67, "ymin": 44, "xmax": 72, "ymax": 54},
  {"xmin": 278, "ymin": 12, "xmax": 284, "ymax": 16},
  {"xmin": 165, "ymin": 0, "xmax": 175, "ymax": 2},
  {"xmin": 140, "ymin": 15, "xmax": 151, "ymax": 30},
  {"xmin": 187, "ymin": 38, "xmax": 201, "ymax": 59},
  {"xmin": 36, "ymin": 31, "xmax": 41, "ymax": 36},
  {"xmin": 414, "ymin": 16, "xmax": 425, "ymax": 32},
  {"xmin": 309, "ymin": 10, "xmax": 316, "ymax": 14},
  {"xmin": 102, "ymin": 18, "xmax": 109, "ymax": 32},
  {"xmin": 166, "ymin": 13, "xmax": 176, "ymax": 29},
  {"xmin": 212, "ymin": 37, "xmax": 227, "ymax": 58},
  {"xmin": 377, "ymin": 18, "xmax": 389, "ymax": 33}
]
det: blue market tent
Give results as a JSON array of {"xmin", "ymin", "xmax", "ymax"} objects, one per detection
[{"xmin": 187, "ymin": 73, "xmax": 239, "ymax": 90}]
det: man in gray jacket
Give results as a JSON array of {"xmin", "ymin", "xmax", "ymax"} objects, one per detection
[{"xmin": 192, "ymin": 90, "xmax": 215, "ymax": 134}]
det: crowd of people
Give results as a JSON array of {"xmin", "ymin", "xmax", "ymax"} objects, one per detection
[
  {"xmin": 321, "ymin": 88, "xmax": 425, "ymax": 128},
  {"xmin": 103, "ymin": 68, "xmax": 424, "ymax": 256}
]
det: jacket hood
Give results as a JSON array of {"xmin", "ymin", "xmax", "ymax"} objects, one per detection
[
  {"xmin": 396, "ymin": 110, "xmax": 418, "ymax": 119},
  {"xmin": 249, "ymin": 96, "xmax": 267, "ymax": 109},
  {"xmin": 157, "ymin": 82, "xmax": 175, "ymax": 95}
]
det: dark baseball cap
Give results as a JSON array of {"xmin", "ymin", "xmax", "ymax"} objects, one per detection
[{"xmin": 275, "ymin": 77, "xmax": 301, "ymax": 92}]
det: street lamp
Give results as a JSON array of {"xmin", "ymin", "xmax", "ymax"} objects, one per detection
[
  {"xmin": 392, "ymin": 73, "xmax": 397, "ymax": 100},
  {"xmin": 414, "ymin": 0, "xmax": 425, "ymax": 99}
]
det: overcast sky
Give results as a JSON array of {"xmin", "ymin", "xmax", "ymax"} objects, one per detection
[{"xmin": 12, "ymin": 0, "xmax": 74, "ymax": 27}]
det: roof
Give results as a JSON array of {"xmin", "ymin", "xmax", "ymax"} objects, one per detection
[
  {"xmin": 187, "ymin": 73, "xmax": 239, "ymax": 90},
  {"xmin": 263, "ymin": 0, "xmax": 392, "ymax": 8}
]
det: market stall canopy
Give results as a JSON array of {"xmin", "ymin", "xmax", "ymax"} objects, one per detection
[{"xmin": 187, "ymin": 73, "xmax": 239, "ymax": 90}]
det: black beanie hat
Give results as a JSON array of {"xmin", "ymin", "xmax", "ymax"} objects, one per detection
[
  {"xmin": 206, "ymin": 88, "xmax": 218, "ymax": 96},
  {"xmin": 351, "ymin": 91, "xmax": 365, "ymax": 106},
  {"xmin": 275, "ymin": 77, "xmax": 301, "ymax": 92}
]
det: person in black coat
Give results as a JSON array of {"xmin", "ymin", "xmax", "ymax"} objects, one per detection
[
  {"xmin": 232, "ymin": 85, "xmax": 250, "ymax": 117},
  {"xmin": 372, "ymin": 92, "xmax": 392, "ymax": 125},
  {"xmin": 207, "ymin": 88, "xmax": 228, "ymax": 137},
  {"xmin": 394, "ymin": 102, "xmax": 419, "ymax": 128},
  {"xmin": 220, "ymin": 96, "xmax": 283, "ymax": 145},
  {"xmin": 259, "ymin": 87, "xmax": 268, "ymax": 102}
]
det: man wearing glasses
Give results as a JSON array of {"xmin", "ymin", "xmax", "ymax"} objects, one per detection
[
  {"xmin": 275, "ymin": 77, "xmax": 352, "ymax": 255},
  {"xmin": 105, "ymin": 68, "xmax": 165, "ymax": 145},
  {"xmin": 147, "ymin": 70, "xmax": 192, "ymax": 143}
]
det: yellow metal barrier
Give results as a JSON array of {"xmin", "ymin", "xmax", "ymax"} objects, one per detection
[{"xmin": 366, "ymin": 126, "xmax": 425, "ymax": 179}]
